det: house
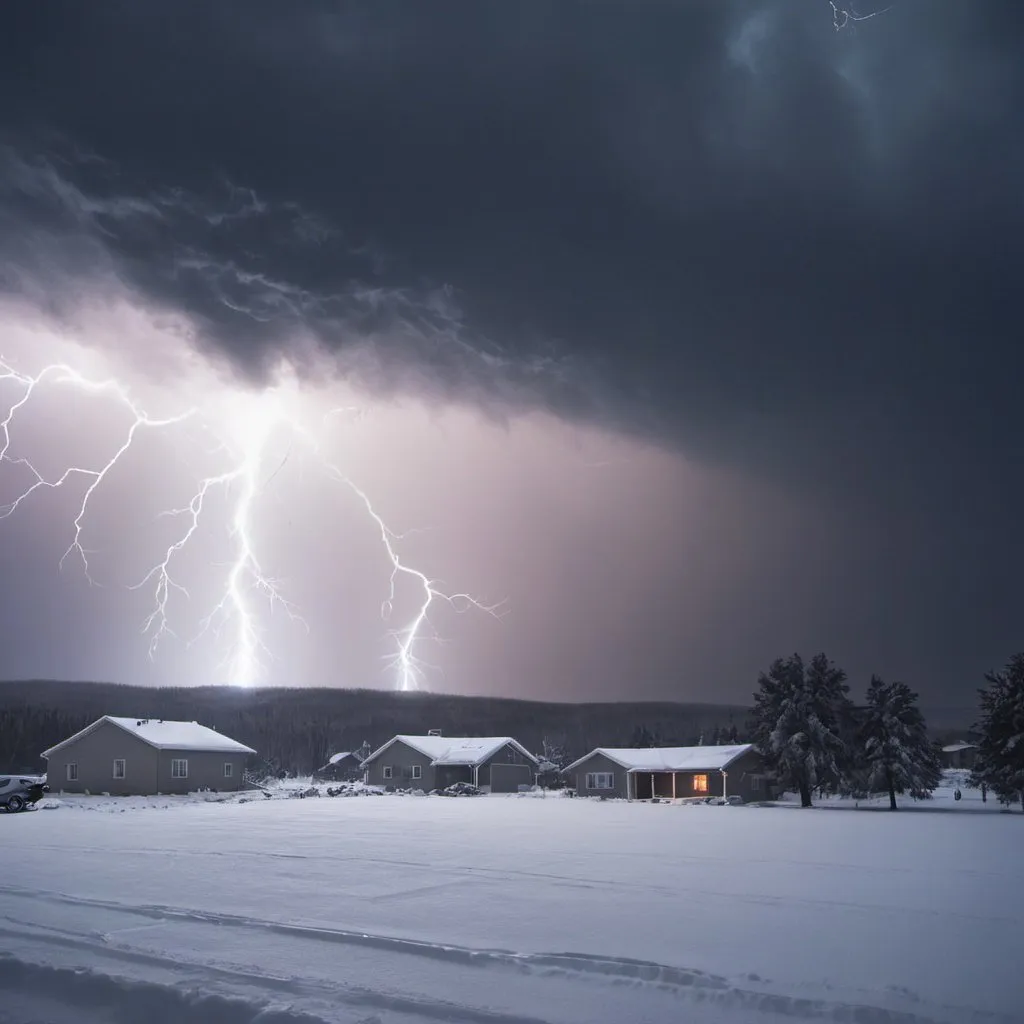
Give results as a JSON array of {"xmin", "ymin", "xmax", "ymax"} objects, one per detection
[
  {"xmin": 361, "ymin": 734, "xmax": 539, "ymax": 792},
  {"xmin": 940, "ymin": 742, "xmax": 978, "ymax": 770},
  {"xmin": 314, "ymin": 751, "xmax": 364, "ymax": 782},
  {"xmin": 41, "ymin": 716, "xmax": 256, "ymax": 795},
  {"xmin": 563, "ymin": 743, "xmax": 770, "ymax": 802}
]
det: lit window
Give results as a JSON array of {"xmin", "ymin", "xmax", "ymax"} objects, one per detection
[
  {"xmin": 171, "ymin": 759, "xmax": 188, "ymax": 779},
  {"xmin": 693, "ymin": 774, "xmax": 708, "ymax": 793},
  {"xmin": 112, "ymin": 759, "xmax": 125, "ymax": 779}
]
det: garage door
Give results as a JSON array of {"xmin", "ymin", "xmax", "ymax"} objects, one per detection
[{"xmin": 489, "ymin": 763, "xmax": 533, "ymax": 793}]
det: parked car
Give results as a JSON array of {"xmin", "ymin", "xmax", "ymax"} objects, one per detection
[{"xmin": 0, "ymin": 775, "xmax": 49, "ymax": 812}]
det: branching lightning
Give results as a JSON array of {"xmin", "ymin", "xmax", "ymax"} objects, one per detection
[
  {"xmin": 829, "ymin": 1, "xmax": 892, "ymax": 31},
  {"xmin": 0, "ymin": 357, "xmax": 500, "ymax": 689}
]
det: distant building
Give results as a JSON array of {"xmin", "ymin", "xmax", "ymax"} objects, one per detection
[
  {"xmin": 41, "ymin": 716, "xmax": 256, "ymax": 795},
  {"xmin": 314, "ymin": 751, "xmax": 364, "ymax": 782},
  {"xmin": 361, "ymin": 734, "xmax": 539, "ymax": 792},
  {"xmin": 940, "ymin": 742, "xmax": 977, "ymax": 770},
  {"xmin": 563, "ymin": 744, "xmax": 770, "ymax": 802}
]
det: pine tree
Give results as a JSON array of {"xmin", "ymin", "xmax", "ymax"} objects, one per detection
[
  {"xmin": 970, "ymin": 653, "xmax": 1024, "ymax": 811},
  {"xmin": 752, "ymin": 652, "xmax": 852, "ymax": 807},
  {"xmin": 860, "ymin": 677, "xmax": 942, "ymax": 810},
  {"xmin": 630, "ymin": 724, "xmax": 657, "ymax": 747}
]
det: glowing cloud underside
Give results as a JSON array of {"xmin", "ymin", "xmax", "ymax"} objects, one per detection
[{"xmin": 0, "ymin": 358, "xmax": 501, "ymax": 689}]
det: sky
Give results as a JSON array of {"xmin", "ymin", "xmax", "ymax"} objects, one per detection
[{"xmin": 0, "ymin": 1, "xmax": 1020, "ymax": 706}]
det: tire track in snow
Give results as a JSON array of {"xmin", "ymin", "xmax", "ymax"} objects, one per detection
[{"xmin": 0, "ymin": 887, "xmax": 1012, "ymax": 1024}]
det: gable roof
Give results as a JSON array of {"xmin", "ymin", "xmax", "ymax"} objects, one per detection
[
  {"xmin": 941, "ymin": 742, "xmax": 977, "ymax": 753},
  {"xmin": 327, "ymin": 751, "xmax": 355, "ymax": 764},
  {"xmin": 563, "ymin": 743, "xmax": 754, "ymax": 774},
  {"xmin": 42, "ymin": 716, "xmax": 256, "ymax": 758},
  {"xmin": 361, "ymin": 734, "xmax": 539, "ymax": 768}
]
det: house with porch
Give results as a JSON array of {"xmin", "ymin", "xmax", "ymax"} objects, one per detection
[
  {"xmin": 564, "ymin": 743, "xmax": 770, "ymax": 802},
  {"xmin": 361, "ymin": 734, "xmax": 539, "ymax": 792}
]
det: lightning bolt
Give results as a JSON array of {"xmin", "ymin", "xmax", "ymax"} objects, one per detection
[
  {"xmin": 829, "ymin": 1, "xmax": 892, "ymax": 31},
  {"xmin": 0, "ymin": 357, "xmax": 500, "ymax": 689}
]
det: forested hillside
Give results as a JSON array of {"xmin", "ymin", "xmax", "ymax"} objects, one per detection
[{"xmin": 0, "ymin": 679, "xmax": 748, "ymax": 775}]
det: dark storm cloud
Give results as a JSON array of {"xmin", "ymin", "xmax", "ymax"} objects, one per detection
[
  {"xmin": 2, "ymin": 0, "xmax": 1021, "ymax": 495},
  {"xmin": 0, "ymin": 1, "xmax": 1022, "ymax": 702}
]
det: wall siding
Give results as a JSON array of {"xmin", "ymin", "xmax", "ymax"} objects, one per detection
[
  {"xmin": 363, "ymin": 740, "xmax": 436, "ymax": 791},
  {"xmin": 571, "ymin": 752, "xmax": 629, "ymax": 799}
]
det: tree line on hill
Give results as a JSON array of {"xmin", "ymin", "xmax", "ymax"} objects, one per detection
[{"xmin": 751, "ymin": 651, "xmax": 1024, "ymax": 811}]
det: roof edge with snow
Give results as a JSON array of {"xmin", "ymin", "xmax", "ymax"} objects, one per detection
[
  {"xmin": 563, "ymin": 743, "xmax": 755, "ymax": 774},
  {"xmin": 42, "ymin": 715, "xmax": 256, "ymax": 758},
  {"xmin": 361, "ymin": 734, "xmax": 539, "ymax": 769}
]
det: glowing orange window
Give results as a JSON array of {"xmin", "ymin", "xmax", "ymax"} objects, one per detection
[{"xmin": 692, "ymin": 774, "xmax": 709, "ymax": 793}]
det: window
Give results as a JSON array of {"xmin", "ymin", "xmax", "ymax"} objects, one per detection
[
  {"xmin": 382, "ymin": 765, "xmax": 393, "ymax": 780},
  {"xmin": 750, "ymin": 775, "xmax": 761, "ymax": 792},
  {"xmin": 411, "ymin": 765, "xmax": 422, "ymax": 780},
  {"xmin": 66, "ymin": 763, "xmax": 78, "ymax": 782},
  {"xmin": 223, "ymin": 762, "xmax": 234, "ymax": 778},
  {"xmin": 112, "ymin": 759, "xmax": 125, "ymax": 779},
  {"xmin": 692, "ymin": 774, "xmax": 709, "ymax": 793},
  {"xmin": 585, "ymin": 772, "xmax": 614, "ymax": 790},
  {"xmin": 171, "ymin": 758, "xmax": 188, "ymax": 779}
]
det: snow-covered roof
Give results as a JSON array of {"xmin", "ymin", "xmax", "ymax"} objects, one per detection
[
  {"xmin": 362, "ymin": 735, "xmax": 539, "ymax": 768},
  {"xmin": 941, "ymin": 742, "xmax": 977, "ymax": 753},
  {"xmin": 42, "ymin": 716, "xmax": 256, "ymax": 758},
  {"xmin": 564, "ymin": 744, "xmax": 754, "ymax": 774},
  {"xmin": 328, "ymin": 751, "xmax": 354, "ymax": 764}
]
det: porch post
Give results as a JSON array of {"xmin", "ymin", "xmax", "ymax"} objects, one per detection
[
  {"xmin": 671, "ymin": 772, "xmax": 677, "ymax": 799},
  {"xmin": 721, "ymin": 770, "xmax": 728, "ymax": 801}
]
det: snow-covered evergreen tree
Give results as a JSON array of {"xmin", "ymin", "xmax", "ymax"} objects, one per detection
[
  {"xmin": 859, "ymin": 677, "xmax": 942, "ymax": 810},
  {"xmin": 752, "ymin": 652, "xmax": 852, "ymax": 807},
  {"xmin": 970, "ymin": 653, "xmax": 1024, "ymax": 811}
]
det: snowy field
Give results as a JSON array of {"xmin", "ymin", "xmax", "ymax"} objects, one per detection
[{"xmin": 0, "ymin": 778, "xmax": 1018, "ymax": 1024}]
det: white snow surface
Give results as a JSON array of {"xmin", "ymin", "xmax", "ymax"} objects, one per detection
[
  {"xmin": 327, "ymin": 751, "xmax": 353, "ymax": 764},
  {"xmin": 42, "ymin": 715, "xmax": 256, "ymax": 756},
  {"xmin": 567, "ymin": 742, "xmax": 752, "ymax": 772},
  {"xmin": 0, "ymin": 776, "xmax": 1018, "ymax": 1024}
]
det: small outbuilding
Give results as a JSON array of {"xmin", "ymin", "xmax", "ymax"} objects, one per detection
[
  {"xmin": 314, "ymin": 751, "xmax": 364, "ymax": 782},
  {"xmin": 41, "ymin": 716, "xmax": 256, "ymax": 795},
  {"xmin": 361, "ymin": 734, "xmax": 539, "ymax": 792},
  {"xmin": 940, "ymin": 742, "xmax": 978, "ymax": 770},
  {"xmin": 564, "ymin": 743, "xmax": 770, "ymax": 802}
]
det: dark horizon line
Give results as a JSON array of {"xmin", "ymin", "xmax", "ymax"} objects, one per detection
[{"xmin": 0, "ymin": 677, "xmax": 981, "ymax": 717}]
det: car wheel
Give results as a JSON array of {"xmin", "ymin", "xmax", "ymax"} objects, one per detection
[{"xmin": 6, "ymin": 794, "xmax": 26, "ymax": 812}]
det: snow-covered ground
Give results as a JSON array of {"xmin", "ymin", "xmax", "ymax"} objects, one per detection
[{"xmin": 0, "ymin": 777, "xmax": 1017, "ymax": 1024}]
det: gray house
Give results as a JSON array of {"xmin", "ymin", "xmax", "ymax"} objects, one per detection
[
  {"xmin": 362, "ymin": 734, "xmax": 539, "ymax": 792},
  {"xmin": 41, "ymin": 716, "xmax": 256, "ymax": 795},
  {"xmin": 564, "ymin": 744, "xmax": 770, "ymax": 802}
]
